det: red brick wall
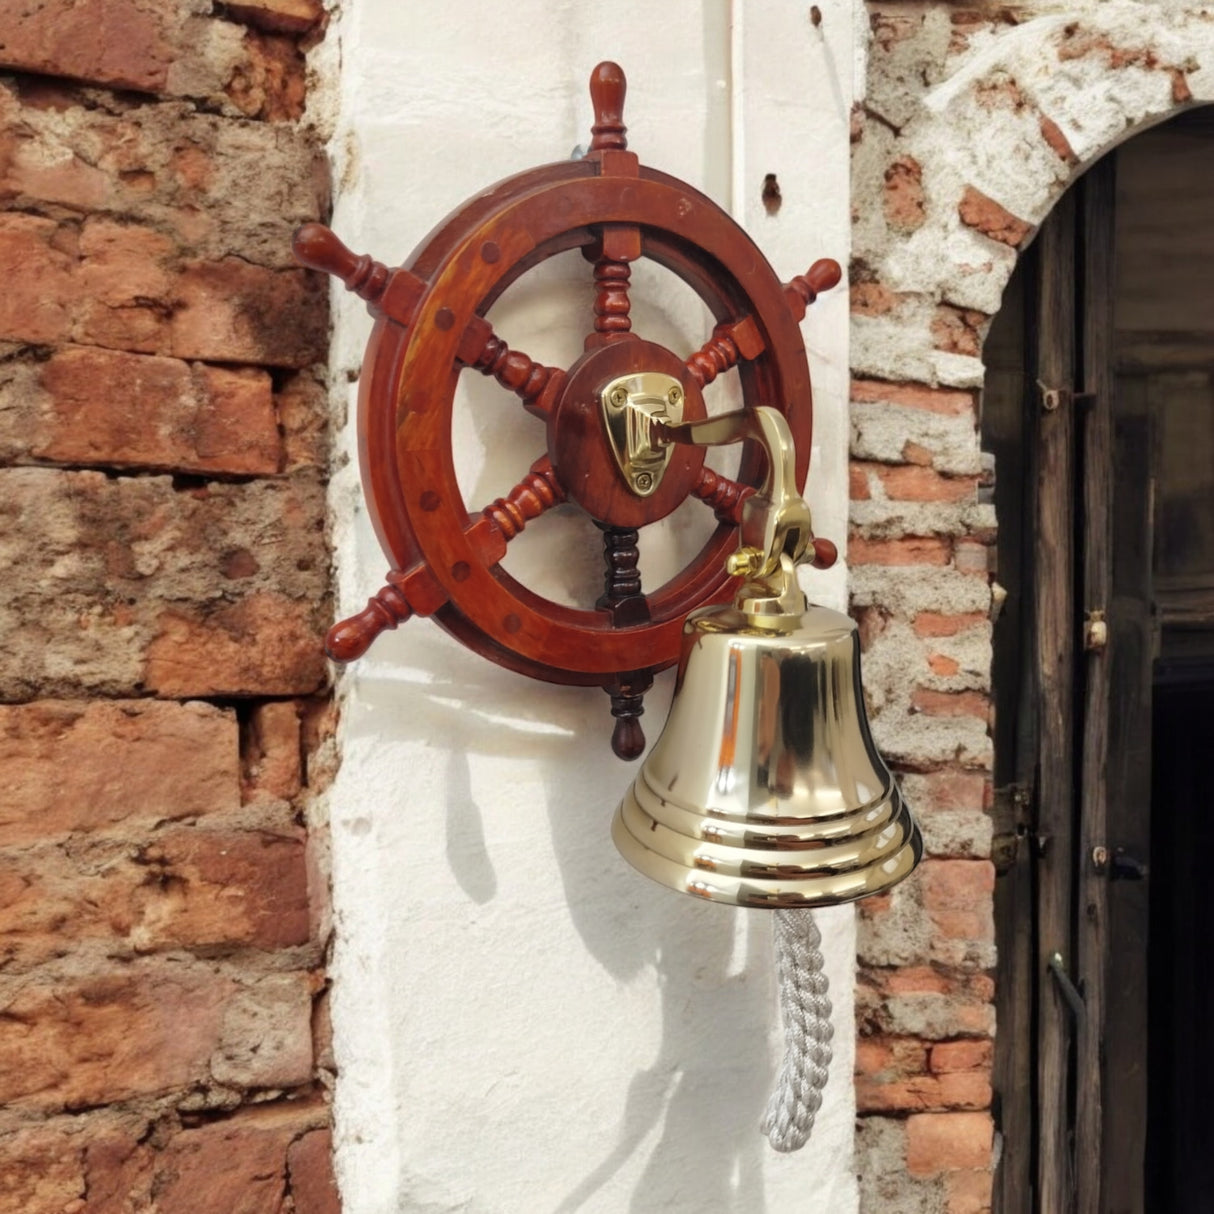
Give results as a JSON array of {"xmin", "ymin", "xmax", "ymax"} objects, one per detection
[{"xmin": 0, "ymin": 2, "xmax": 338, "ymax": 1209}]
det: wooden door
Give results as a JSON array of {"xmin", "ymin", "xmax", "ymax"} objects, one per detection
[
  {"xmin": 988, "ymin": 107, "xmax": 1214, "ymax": 1214},
  {"xmin": 985, "ymin": 156, "xmax": 1138, "ymax": 1214}
]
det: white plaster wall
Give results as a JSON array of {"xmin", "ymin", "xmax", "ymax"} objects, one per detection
[{"xmin": 322, "ymin": 3, "xmax": 858, "ymax": 1210}]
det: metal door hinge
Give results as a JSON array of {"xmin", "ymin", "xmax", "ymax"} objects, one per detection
[
  {"xmin": 1037, "ymin": 382, "xmax": 1096, "ymax": 413},
  {"xmin": 991, "ymin": 783, "xmax": 1032, "ymax": 874}
]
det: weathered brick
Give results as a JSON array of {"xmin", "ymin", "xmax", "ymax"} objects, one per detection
[
  {"xmin": 929, "ymin": 653, "xmax": 960, "ymax": 676},
  {"xmin": 1039, "ymin": 112, "xmax": 1078, "ymax": 163},
  {"xmin": 852, "ymin": 402, "xmax": 984, "ymax": 476},
  {"xmin": 907, "ymin": 1112, "xmax": 994, "ymax": 1176},
  {"xmin": 931, "ymin": 1039, "xmax": 993, "ymax": 1073},
  {"xmin": 958, "ymin": 185, "xmax": 1032, "ymax": 248},
  {"xmin": 226, "ymin": 0, "xmax": 325, "ymax": 34},
  {"xmin": 145, "ymin": 594, "xmax": 328, "ymax": 698},
  {"xmin": 858, "ymin": 965, "xmax": 995, "ymax": 1040},
  {"xmin": 850, "ymin": 536, "xmax": 952, "ymax": 566},
  {"xmin": 0, "ymin": 79, "xmax": 327, "ymax": 268},
  {"xmin": 858, "ymin": 1114, "xmax": 950, "ymax": 1211},
  {"xmin": 0, "ymin": 1118, "xmax": 90, "ymax": 1212},
  {"xmin": 0, "ymin": 824, "xmax": 310, "ymax": 970},
  {"xmin": 851, "ymin": 379, "xmax": 976, "ymax": 418},
  {"xmin": 955, "ymin": 538, "xmax": 991, "ymax": 574},
  {"xmin": 228, "ymin": 29, "xmax": 309, "ymax": 123},
  {"xmin": 0, "ymin": 960, "xmax": 313, "ymax": 1111},
  {"xmin": 0, "ymin": 1101, "xmax": 329, "ymax": 1213},
  {"xmin": 850, "ymin": 462, "xmax": 873, "ymax": 500},
  {"xmin": 919, "ymin": 859, "xmax": 996, "ymax": 944},
  {"xmin": 289, "ymin": 1126, "xmax": 341, "ymax": 1214},
  {"xmin": 210, "ymin": 971, "xmax": 315, "ymax": 1089},
  {"xmin": 931, "ymin": 304, "xmax": 987, "ymax": 358},
  {"xmin": 158, "ymin": 1102, "xmax": 328, "ymax": 1212},
  {"xmin": 884, "ymin": 155, "xmax": 926, "ymax": 231},
  {"xmin": 0, "ymin": 468, "xmax": 328, "ymax": 700},
  {"xmin": 0, "ymin": 214, "xmax": 325, "ymax": 366},
  {"xmin": 278, "ymin": 371, "xmax": 330, "ymax": 472},
  {"xmin": 3, "ymin": 346, "xmax": 280, "ymax": 475},
  {"xmin": 0, "ymin": 701, "xmax": 238, "ymax": 846},
  {"xmin": 0, "ymin": 0, "xmax": 308, "ymax": 119},
  {"xmin": 913, "ymin": 612, "xmax": 989, "ymax": 638},
  {"xmin": 853, "ymin": 462, "xmax": 980, "ymax": 503},
  {"xmin": 243, "ymin": 701, "xmax": 303, "ymax": 803},
  {"xmin": 0, "ymin": 0, "xmax": 180, "ymax": 95},
  {"xmin": 0, "ymin": 214, "xmax": 74, "ymax": 344},
  {"xmin": 901, "ymin": 771, "xmax": 987, "ymax": 812},
  {"xmin": 947, "ymin": 1167, "xmax": 994, "ymax": 1213},
  {"xmin": 850, "ymin": 281, "xmax": 904, "ymax": 316},
  {"xmin": 912, "ymin": 688, "xmax": 990, "ymax": 720},
  {"xmin": 858, "ymin": 1068, "xmax": 991, "ymax": 1114}
]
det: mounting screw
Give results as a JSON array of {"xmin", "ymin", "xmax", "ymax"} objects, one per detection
[
  {"xmin": 610, "ymin": 386, "xmax": 628, "ymax": 407},
  {"xmin": 668, "ymin": 385, "xmax": 682, "ymax": 406},
  {"xmin": 635, "ymin": 471, "xmax": 654, "ymax": 492}
]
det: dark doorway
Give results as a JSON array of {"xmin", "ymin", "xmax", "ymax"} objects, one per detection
[
  {"xmin": 1147, "ymin": 663, "xmax": 1214, "ymax": 1212},
  {"xmin": 983, "ymin": 105, "xmax": 1214, "ymax": 1213}
]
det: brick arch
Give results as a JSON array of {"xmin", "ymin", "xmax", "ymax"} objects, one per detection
[
  {"xmin": 850, "ymin": 5, "xmax": 1214, "ymax": 1212},
  {"xmin": 854, "ymin": 2, "xmax": 1214, "ymax": 389}
]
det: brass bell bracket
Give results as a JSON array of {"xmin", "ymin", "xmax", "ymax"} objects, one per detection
[{"xmin": 600, "ymin": 372, "xmax": 686, "ymax": 496}]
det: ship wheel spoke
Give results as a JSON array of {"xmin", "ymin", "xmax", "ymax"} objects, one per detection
[
  {"xmin": 461, "ymin": 320, "xmax": 565, "ymax": 421},
  {"xmin": 685, "ymin": 315, "xmax": 764, "ymax": 388},
  {"xmin": 481, "ymin": 456, "xmax": 565, "ymax": 542},
  {"xmin": 595, "ymin": 524, "xmax": 652, "ymax": 762},
  {"xmin": 692, "ymin": 466, "xmax": 753, "ymax": 526},
  {"xmin": 584, "ymin": 224, "xmax": 641, "ymax": 349}
]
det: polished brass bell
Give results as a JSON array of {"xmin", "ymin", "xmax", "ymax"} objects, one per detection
[{"xmin": 612, "ymin": 407, "xmax": 922, "ymax": 908}]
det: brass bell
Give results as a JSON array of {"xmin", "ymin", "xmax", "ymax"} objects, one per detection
[{"xmin": 612, "ymin": 407, "xmax": 922, "ymax": 908}]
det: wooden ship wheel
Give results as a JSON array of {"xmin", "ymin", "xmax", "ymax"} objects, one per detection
[{"xmin": 294, "ymin": 62, "xmax": 840, "ymax": 759}]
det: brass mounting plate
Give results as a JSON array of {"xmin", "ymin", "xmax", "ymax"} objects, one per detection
[{"xmin": 600, "ymin": 371, "xmax": 684, "ymax": 497}]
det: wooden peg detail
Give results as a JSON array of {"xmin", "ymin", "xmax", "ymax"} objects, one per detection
[
  {"xmin": 784, "ymin": 258, "xmax": 843, "ymax": 321},
  {"xmin": 589, "ymin": 61, "xmax": 627, "ymax": 152},
  {"xmin": 292, "ymin": 223, "xmax": 423, "ymax": 326}
]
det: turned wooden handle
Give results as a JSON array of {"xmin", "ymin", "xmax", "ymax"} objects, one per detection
[
  {"xmin": 810, "ymin": 537, "xmax": 838, "ymax": 570},
  {"xmin": 589, "ymin": 61, "xmax": 627, "ymax": 152},
  {"xmin": 293, "ymin": 222, "xmax": 359, "ymax": 278},
  {"xmin": 325, "ymin": 583, "xmax": 414, "ymax": 662},
  {"xmin": 785, "ymin": 258, "xmax": 843, "ymax": 315}
]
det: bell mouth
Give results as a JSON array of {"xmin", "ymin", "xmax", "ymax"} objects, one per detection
[{"xmin": 613, "ymin": 775, "xmax": 922, "ymax": 909}]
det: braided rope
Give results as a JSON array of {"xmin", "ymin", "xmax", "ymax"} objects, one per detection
[{"xmin": 761, "ymin": 908, "xmax": 834, "ymax": 1153}]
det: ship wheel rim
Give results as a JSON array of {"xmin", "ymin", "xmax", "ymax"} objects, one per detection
[{"xmin": 359, "ymin": 162, "xmax": 814, "ymax": 685}]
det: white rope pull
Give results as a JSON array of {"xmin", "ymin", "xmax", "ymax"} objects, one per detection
[{"xmin": 761, "ymin": 907, "xmax": 834, "ymax": 1153}]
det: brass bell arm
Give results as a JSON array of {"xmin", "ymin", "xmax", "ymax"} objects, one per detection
[{"xmin": 656, "ymin": 406, "xmax": 813, "ymax": 582}]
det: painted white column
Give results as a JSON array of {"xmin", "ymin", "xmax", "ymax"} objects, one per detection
[{"xmin": 321, "ymin": 3, "xmax": 857, "ymax": 1210}]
